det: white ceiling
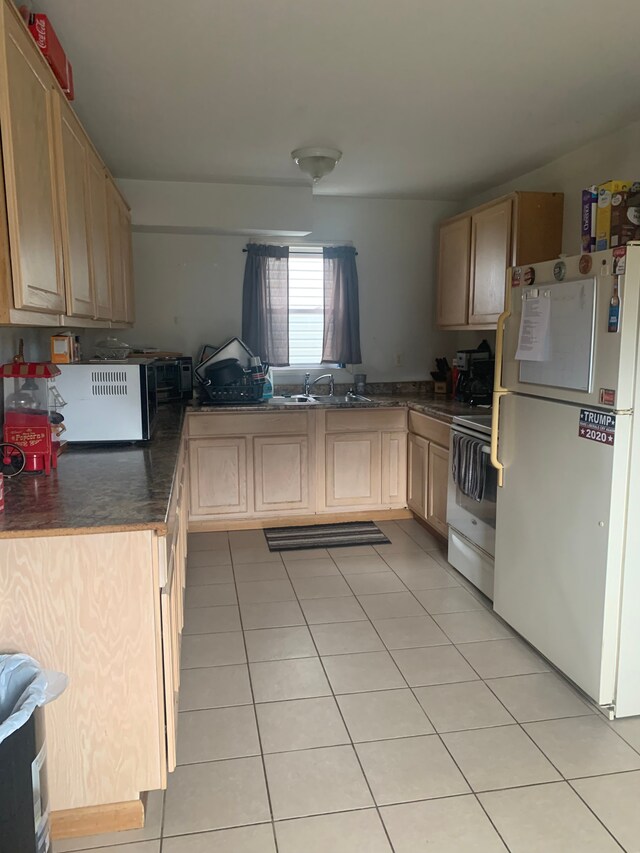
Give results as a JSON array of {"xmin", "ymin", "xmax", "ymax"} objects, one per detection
[{"xmin": 38, "ymin": 0, "xmax": 640, "ymax": 199}]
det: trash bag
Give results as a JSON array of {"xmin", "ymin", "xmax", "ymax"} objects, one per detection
[{"xmin": 0, "ymin": 654, "xmax": 67, "ymax": 853}]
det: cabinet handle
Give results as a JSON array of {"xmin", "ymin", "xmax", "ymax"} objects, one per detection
[{"xmin": 490, "ymin": 281, "xmax": 513, "ymax": 488}]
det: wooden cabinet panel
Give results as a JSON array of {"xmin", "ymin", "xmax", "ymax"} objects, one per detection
[
  {"xmin": 437, "ymin": 217, "xmax": 470, "ymax": 327},
  {"xmin": 0, "ymin": 9, "xmax": 65, "ymax": 313},
  {"xmin": 325, "ymin": 431, "xmax": 381, "ymax": 508},
  {"xmin": 253, "ymin": 434, "xmax": 310, "ymax": 513},
  {"xmin": 86, "ymin": 152, "xmax": 111, "ymax": 319},
  {"xmin": 381, "ymin": 431, "xmax": 407, "ymax": 506},
  {"xmin": 54, "ymin": 94, "xmax": 94, "ymax": 318},
  {"xmin": 120, "ymin": 202, "xmax": 135, "ymax": 323},
  {"xmin": 408, "ymin": 433, "xmax": 428, "ymax": 519},
  {"xmin": 189, "ymin": 437, "xmax": 248, "ymax": 516},
  {"xmin": 408, "ymin": 411, "xmax": 450, "ymax": 448},
  {"xmin": 160, "ymin": 550, "xmax": 179, "ymax": 774},
  {"xmin": 427, "ymin": 442, "xmax": 449, "ymax": 537},
  {"xmin": 469, "ymin": 198, "xmax": 512, "ymax": 325}
]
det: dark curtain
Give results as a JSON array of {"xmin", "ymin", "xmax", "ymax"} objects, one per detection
[
  {"xmin": 322, "ymin": 245, "xmax": 362, "ymax": 365},
  {"xmin": 241, "ymin": 244, "xmax": 290, "ymax": 366}
]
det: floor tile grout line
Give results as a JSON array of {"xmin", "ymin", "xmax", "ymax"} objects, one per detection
[
  {"xmin": 356, "ymin": 572, "xmax": 516, "ymax": 853},
  {"xmin": 281, "ymin": 553, "xmax": 400, "ymax": 853},
  {"xmin": 225, "ymin": 549, "xmax": 281, "ymax": 852},
  {"xmin": 186, "ymin": 531, "xmax": 634, "ymax": 850},
  {"xmin": 566, "ymin": 780, "xmax": 633, "ymax": 852}
]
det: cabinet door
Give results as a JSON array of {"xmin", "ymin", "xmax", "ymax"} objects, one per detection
[
  {"xmin": 437, "ymin": 217, "xmax": 470, "ymax": 327},
  {"xmin": 0, "ymin": 10, "xmax": 65, "ymax": 313},
  {"xmin": 325, "ymin": 431, "xmax": 381, "ymax": 508},
  {"xmin": 189, "ymin": 437, "xmax": 248, "ymax": 516},
  {"xmin": 160, "ymin": 548, "xmax": 180, "ymax": 774},
  {"xmin": 106, "ymin": 180, "xmax": 127, "ymax": 322},
  {"xmin": 407, "ymin": 433, "xmax": 428, "ymax": 519},
  {"xmin": 86, "ymin": 152, "xmax": 111, "ymax": 319},
  {"xmin": 54, "ymin": 94, "xmax": 94, "ymax": 318},
  {"xmin": 427, "ymin": 443, "xmax": 449, "ymax": 537},
  {"xmin": 381, "ymin": 431, "xmax": 407, "ymax": 507},
  {"xmin": 469, "ymin": 198, "xmax": 512, "ymax": 325},
  {"xmin": 253, "ymin": 434, "xmax": 310, "ymax": 513},
  {"xmin": 120, "ymin": 203, "xmax": 135, "ymax": 323}
]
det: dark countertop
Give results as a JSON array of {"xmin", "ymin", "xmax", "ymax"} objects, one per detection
[
  {"xmin": 190, "ymin": 395, "xmax": 485, "ymax": 424},
  {"xmin": 0, "ymin": 406, "xmax": 185, "ymax": 539}
]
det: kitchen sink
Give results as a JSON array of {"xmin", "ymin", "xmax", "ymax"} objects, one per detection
[
  {"xmin": 310, "ymin": 394, "xmax": 372, "ymax": 404},
  {"xmin": 269, "ymin": 393, "xmax": 372, "ymax": 406}
]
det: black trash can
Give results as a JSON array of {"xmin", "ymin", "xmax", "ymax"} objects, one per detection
[{"xmin": 0, "ymin": 655, "xmax": 67, "ymax": 853}]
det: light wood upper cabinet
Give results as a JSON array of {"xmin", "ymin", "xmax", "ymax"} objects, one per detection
[
  {"xmin": 427, "ymin": 442, "xmax": 449, "ymax": 537},
  {"xmin": 86, "ymin": 152, "xmax": 111, "ymax": 320},
  {"xmin": 0, "ymin": 1, "xmax": 135, "ymax": 327},
  {"xmin": 436, "ymin": 191, "xmax": 563, "ymax": 331},
  {"xmin": 0, "ymin": 6, "xmax": 65, "ymax": 314},
  {"xmin": 106, "ymin": 182, "xmax": 134, "ymax": 325},
  {"xmin": 53, "ymin": 93, "xmax": 95, "ymax": 318},
  {"xmin": 469, "ymin": 198, "xmax": 512, "ymax": 325},
  {"xmin": 437, "ymin": 216, "xmax": 471, "ymax": 327}
]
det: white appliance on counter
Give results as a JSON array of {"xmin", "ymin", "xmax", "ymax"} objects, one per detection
[
  {"xmin": 447, "ymin": 413, "xmax": 496, "ymax": 599},
  {"xmin": 55, "ymin": 360, "xmax": 158, "ymax": 442},
  {"xmin": 492, "ymin": 244, "xmax": 640, "ymax": 718}
]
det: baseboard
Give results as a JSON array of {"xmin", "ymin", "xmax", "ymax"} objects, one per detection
[
  {"xmin": 189, "ymin": 508, "xmax": 412, "ymax": 532},
  {"xmin": 51, "ymin": 797, "xmax": 145, "ymax": 840},
  {"xmin": 409, "ymin": 512, "xmax": 447, "ymax": 544}
]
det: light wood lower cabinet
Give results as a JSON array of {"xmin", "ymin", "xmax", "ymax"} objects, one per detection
[
  {"xmin": 407, "ymin": 411, "xmax": 451, "ymax": 538},
  {"xmin": 408, "ymin": 433, "xmax": 428, "ymax": 517},
  {"xmin": 254, "ymin": 434, "xmax": 310, "ymax": 513},
  {"xmin": 427, "ymin": 442, "xmax": 449, "ymax": 537},
  {"xmin": 325, "ymin": 431, "xmax": 382, "ymax": 508},
  {"xmin": 187, "ymin": 409, "xmax": 408, "ymax": 524},
  {"xmin": 0, "ymin": 429, "xmax": 189, "ymax": 829},
  {"xmin": 189, "ymin": 436, "xmax": 248, "ymax": 516}
]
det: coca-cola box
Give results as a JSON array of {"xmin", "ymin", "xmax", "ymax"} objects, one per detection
[{"xmin": 28, "ymin": 14, "xmax": 74, "ymax": 100}]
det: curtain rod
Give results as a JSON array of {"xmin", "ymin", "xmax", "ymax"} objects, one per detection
[{"xmin": 243, "ymin": 243, "xmax": 357, "ymax": 254}]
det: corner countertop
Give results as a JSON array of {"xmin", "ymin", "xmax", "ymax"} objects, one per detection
[
  {"xmin": 0, "ymin": 406, "xmax": 186, "ymax": 539},
  {"xmin": 0, "ymin": 394, "xmax": 485, "ymax": 540}
]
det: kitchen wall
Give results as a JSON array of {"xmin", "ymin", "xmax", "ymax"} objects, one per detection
[
  {"xmin": 464, "ymin": 118, "xmax": 640, "ymax": 256},
  {"xmin": 113, "ymin": 183, "xmax": 459, "ymax": 382}
]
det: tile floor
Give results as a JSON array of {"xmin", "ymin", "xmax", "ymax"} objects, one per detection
[{"xmin": 55, "ymin": 519, "xmax": 640, "ymax": 852}]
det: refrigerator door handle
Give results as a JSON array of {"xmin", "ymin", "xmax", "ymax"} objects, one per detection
[{"xmin": 491, "ymin": 297, "xmax": 512, "ymax": 487}]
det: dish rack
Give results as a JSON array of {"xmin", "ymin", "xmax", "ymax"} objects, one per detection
[{"xmin": 200, "ymin": 380, "xmax": 265, "ymax": 404}]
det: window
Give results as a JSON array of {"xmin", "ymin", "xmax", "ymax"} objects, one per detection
[{"xmin": 287, "ymin": 247, "xmax": 327, "ymax": 366}]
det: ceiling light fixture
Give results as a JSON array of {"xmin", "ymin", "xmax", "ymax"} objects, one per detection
[{"xmin": 291, "ymin": 147, "xmax": 342, "ymax": 183}]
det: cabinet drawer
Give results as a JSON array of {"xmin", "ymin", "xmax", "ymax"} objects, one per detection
[
  {"xmin": 325, "ymin": 408, "xmax": 406, "ymax": 433},
  {"xmin": 408, "ymin": 411, "xmax": 450, "ymax": 448},
  {"xmin": 188, "ymin": 411, "xmax": 309, "ymax": 437}
]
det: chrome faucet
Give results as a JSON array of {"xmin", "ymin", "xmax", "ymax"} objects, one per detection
[{"xmin": 303, "ymin": 372, "xmax": 334, "ymax": 396}]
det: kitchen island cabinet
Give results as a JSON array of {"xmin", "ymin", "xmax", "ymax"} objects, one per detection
[
  {"xmin": 0, "ymin": 408, "xmax": 188, "ymax": 839},
  {"xmin": 437, "ymin": 191, "xmax": 563, "ymax": 330}
]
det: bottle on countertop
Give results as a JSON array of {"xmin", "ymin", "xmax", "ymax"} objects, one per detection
[{"xmin": 262, "ymin": 368, "xmax": 273, "ymax": 400}]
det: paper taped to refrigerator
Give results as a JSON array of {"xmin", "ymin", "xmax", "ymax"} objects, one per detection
[{"xmin": 516, "ymin": 291, "xmax": 551, "ymax": 361}]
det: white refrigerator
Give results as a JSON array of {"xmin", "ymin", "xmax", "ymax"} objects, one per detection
[{"xmin": 492, "ymin": 244, "xmax": 640, "ymax": 718}]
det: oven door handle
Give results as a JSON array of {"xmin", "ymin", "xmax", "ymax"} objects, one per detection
[{"xmin": 491, "ymin": 294, "xmax": 512, "ymax": 488}]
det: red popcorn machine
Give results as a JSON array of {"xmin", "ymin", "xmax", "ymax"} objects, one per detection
[{"xmin": 2, "ymin": 362, "xmax": 66, "ymax": 474}]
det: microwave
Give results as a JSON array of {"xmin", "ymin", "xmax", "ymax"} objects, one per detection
[{"xmin": 55, "ymin": 360, "xmax": 158, "ymax": 442}]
